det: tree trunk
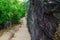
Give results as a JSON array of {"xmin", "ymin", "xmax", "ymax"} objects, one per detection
[{"xmin": 27, "ymin": 0, "xmax": 58, "ymax": 40}]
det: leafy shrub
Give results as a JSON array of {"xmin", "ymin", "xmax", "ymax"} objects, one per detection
[{"xmin": 0, "ymin": 0, "xmax": 26, "ymax": 24}]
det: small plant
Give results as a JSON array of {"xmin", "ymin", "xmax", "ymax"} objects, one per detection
[{"xmin": 0, "ymin": 0, "xmax": 27, "ymax": 29}]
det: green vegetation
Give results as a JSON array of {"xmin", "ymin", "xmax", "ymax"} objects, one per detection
[{"xmin": 0, "ymin": 0, "xmax": 27, "ymax": 24}]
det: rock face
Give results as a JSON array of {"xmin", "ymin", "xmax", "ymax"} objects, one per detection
[
  {"xmin": 27, "ymin": 0, "xmax": 58, "ymax": 40},
  {"xmin": 4, "ymin": 21, "xmax": 12, "ymax": 28},
  {"xmin": 0, "ymin": 21, "xmax": 12, "ymax": 30}
]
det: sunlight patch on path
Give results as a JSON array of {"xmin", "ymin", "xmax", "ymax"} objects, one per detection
[
  {"xmin": 11, "ymin": 17, "xmax": 31, "ymax": 40},
  {"xmin": 0, "ymin": 17, "xmax": 31, "ymax": 40}
]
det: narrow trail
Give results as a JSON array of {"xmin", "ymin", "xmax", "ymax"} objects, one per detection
[{"xmin": 0, "ymin": 17, "xmax": 31, "ymax": 40}]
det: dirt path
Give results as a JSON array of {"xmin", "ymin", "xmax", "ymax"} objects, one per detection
[{"xmin": 0, "ymin": 17, "xmax": 31, "ymax": 40}]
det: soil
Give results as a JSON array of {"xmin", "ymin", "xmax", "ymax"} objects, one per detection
[{"xmin": 0, "ymin": 17, "xmax": 31, "ymax": 40}]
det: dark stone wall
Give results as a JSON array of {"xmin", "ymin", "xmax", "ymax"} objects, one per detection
[{"xmin": 27, "ymin": 0, "xmax": 58, "ymax": 40}]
